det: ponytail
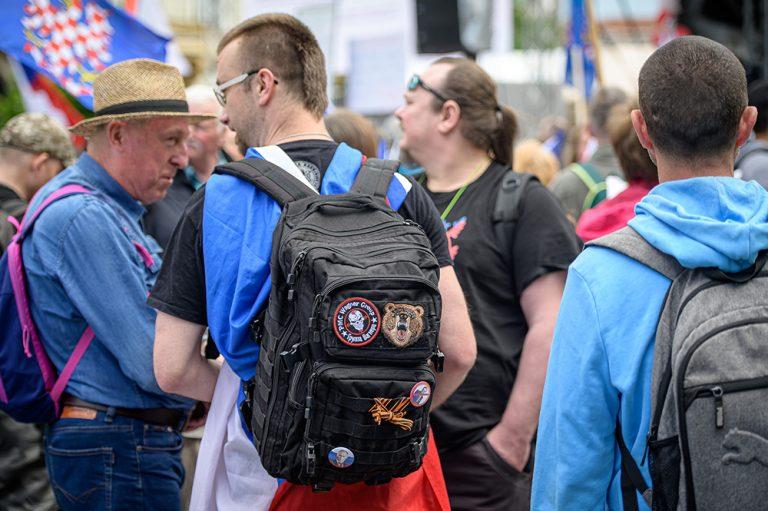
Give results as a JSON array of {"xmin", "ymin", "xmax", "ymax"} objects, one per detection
[
  {"xmin": 434, "ymin": 57, "xmax": 517, "ymax": 167},
  {"xmin": 491, "ymin": 106, "xmax": 517, "ymax": 167}
]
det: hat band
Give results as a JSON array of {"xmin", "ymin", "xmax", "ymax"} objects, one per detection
[{"xmin": 94, "ymin": 99, "xmax": 189, "ymax": 117}]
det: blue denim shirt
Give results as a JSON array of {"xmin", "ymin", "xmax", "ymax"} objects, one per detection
[{"xmin": 23, "ymin": 153, "xmax": 193, "ymax": 410}]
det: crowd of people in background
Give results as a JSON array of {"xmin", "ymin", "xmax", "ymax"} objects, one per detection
[{"xmin": 0, "ymin": 11, "xmax": 766, "ymax": 511}]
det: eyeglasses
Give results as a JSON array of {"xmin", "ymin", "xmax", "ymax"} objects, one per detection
[
  {"xmin": 213, "ymin": 70, "xmax": 279, "ymax": 106},
  {"xmin": 407, "ymin": 74, "xmax": 449, "ymax": 103}
]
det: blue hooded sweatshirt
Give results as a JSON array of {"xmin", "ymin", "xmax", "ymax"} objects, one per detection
[{"xmin": 531, "ymin": 177, "xmax": 768, "ymax": 510}]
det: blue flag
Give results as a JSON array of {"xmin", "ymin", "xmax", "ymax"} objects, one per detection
[
  {"xmin": 0, "ymin": 0, "xmax": 168, "ymax": 110},
  {"xmin": 565, "ymin": 0, "xmax": 596, "ymax": 100}
]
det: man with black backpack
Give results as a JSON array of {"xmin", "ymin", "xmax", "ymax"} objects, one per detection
[
  {"xmin": 533, "ymin": 36, "xmax": 768, "ymax": 510},
  {"xmin": 149, "ymin": 13, "xmax": 476, "ymax": 510}
]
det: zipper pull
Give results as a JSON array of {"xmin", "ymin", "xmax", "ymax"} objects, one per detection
[
  {"xmin": 286, "ymin": 250, "xmax": 308, "ymax": 302},
  {"xmin": 641, "ymin": 426, "xmax": 655, "ymax": 465},
  {"xmin": 712, "ymin": 386, "xmax": 724, "ymax": 429}
]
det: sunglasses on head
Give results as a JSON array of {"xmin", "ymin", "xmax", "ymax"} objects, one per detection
[{"xmin": 407, "ymin": 74, "xmax": 449, "ymax": 103}]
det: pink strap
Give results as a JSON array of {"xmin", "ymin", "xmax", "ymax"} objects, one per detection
[
  {"xmin": 0, "ymin": 372, "xmax": 7, "ymax": 404},
  {"xmin": 50, "ymin": 327, "xmax": 94, "ymax": 404},
  {"xmin": 8, "ymin": 184, "xmax": 93, "ymax": 403},
  {"xmin": 6, "ymin": 215, "xmax": 20, "ymax": 233},
  {"xmin": 19, "ymin": 185, "xmax": 91, "ymax": 239}
]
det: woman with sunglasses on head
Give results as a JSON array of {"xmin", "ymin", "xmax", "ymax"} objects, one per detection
[{"xmin": 395, "ymin": 58, "xmax": 581, "ymax": 511}]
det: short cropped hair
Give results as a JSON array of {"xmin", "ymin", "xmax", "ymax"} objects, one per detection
[
  {"xmin": 638, "ymin": 36, "xmax": 747, "ymax": 160},
  {"xmin": 218, "ymin": 13, "xmax": 328, "ymax": 118},
  {"xmin": 748, "ymin": 79, "xmax": 768, "ymax": 134}
]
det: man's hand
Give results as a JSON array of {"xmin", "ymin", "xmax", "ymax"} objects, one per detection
[
  {"xmin": 184, "ymin": 401, "xmax": 210, "ymax": 431},
  {"xmin": 486, "ymin": 424, "xmax": 531, "ymax": 472}
]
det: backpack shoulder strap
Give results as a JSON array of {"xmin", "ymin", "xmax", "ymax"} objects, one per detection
[
  {"xmin": 6, "ymin": 184, "xmax": 95, "ymax": 407},
  {"xmin": 492, "ymin": 171, "xmax": 537, "ymax": 271},
  {"xmin": 492, "ymin": 171, "xmax": 536, "ymax": 224},
  {"xmin": 350, "ymin": 158, "xmax": 399, "ymax": 200},
  {"xmin": 569, "ymin": 162, "xmax": 607, "ymax": 211},
  {"xmin": 20, "ymin": 184, "xmax": 92, "ymax": 239},
  {"xmin": 615, "ymin": 417, "xmax": 653, "ymax": 510},
  {"xmin": 215, "ymin": 158, "xmax": 316, "ymax": 207},
  {"xmin": 587, "ymin": 226, "xmax": 684, "ymax": 281}
]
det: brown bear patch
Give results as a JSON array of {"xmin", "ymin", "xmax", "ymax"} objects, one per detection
[{"xmin": 382, "ymin": 303, "xmax": 424, "ymax": 348}]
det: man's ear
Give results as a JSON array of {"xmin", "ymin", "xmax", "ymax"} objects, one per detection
[
  {"xmin": 631, "ymin": 109, "xmax": 654, "ymax": 152},
  {"xmin": 437, "ymin": 99, "xmax": 461, "ymax": 135},
  {"xmin": 105, "ymin": 120, "xmax": 130, "ymax": 150},
  {"xmin": 736, "ymin": 105, "xmax": 758, "ymax": 148},
  {"xmin": 30, "ymin": 152, "xmax": 49, "ymax": 175},
  {"xmin": 255, "ymin": 68, "xmax": 279, "ymax": 107}
]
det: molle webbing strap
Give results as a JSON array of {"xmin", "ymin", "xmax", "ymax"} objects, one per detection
[
  {"xmin": 215, "ymin": 158, "xmax": 315, "ymax": 207},
  {"xmin": 351, "ymin": 158, "xmax": 399, "ymax": 200},
  {"xmin": 586, "ymin": 226, "xmax": 684, "ymax": 281}
]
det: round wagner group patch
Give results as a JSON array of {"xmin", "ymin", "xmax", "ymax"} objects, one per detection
[
  {"xmin": 410, "ymin": 381, "xmax": 431, "ymax": 408},
  {"xmin": 333, "ymin": 297, "xmax": 381, "ymax": 347}
]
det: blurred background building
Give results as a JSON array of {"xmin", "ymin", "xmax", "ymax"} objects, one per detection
[{"xmin": 0, "ymin": 0, "xmax": 766, "ymax": 150}]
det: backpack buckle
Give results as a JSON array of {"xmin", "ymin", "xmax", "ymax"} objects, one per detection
[
  {"xmin": 240, "ymin": 379, "xmax": 256, "ymax": 434},
  {"xmin": 410, "ymin": 439, "xmax": 424, "ymax": 464},
  {"xmin": 280, "ymin": 343, "xmax": 302, "ymax": 371},
  {"xmin": 431, "ymin": 350, "xmax": 445, "ymax": 373},
  {"xmin": 306, "ymin": 443, "xmax": 317, "ymax": 475},
  {"xmin": 250, "ymin": 314, "xmax": 265, "ymax": 344}
]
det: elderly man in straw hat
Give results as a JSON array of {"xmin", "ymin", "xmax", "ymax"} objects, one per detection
[{"xmin": 21, "ymin": 58, "xmax": 215, "ymax": 511}]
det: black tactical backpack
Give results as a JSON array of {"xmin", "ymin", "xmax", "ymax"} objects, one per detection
[{"xmin": 216, "ymin": 157, "xmax": 444, "ymax": 492}]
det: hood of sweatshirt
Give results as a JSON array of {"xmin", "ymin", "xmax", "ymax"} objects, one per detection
[{"xmin": 629, "ymin": 176, "xmax": 768, "ymax": 273}]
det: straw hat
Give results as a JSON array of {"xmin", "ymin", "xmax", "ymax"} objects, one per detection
[{"xmin": 70, "ymin": 59, "xmax": 216, "ymax": 136}]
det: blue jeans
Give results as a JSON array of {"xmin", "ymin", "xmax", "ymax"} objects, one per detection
[{"xmin": 44, "ymin": 408, "xmax": 184, "ymax": 511}]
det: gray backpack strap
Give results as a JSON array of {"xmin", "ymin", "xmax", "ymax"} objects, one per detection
[
  {"xmin": 587, "ymin": 226, "xmax": 685, "ymax": 280},
  {"xmin": 351, "ymin": 158, "xmax": 399, "ymax": 200}
]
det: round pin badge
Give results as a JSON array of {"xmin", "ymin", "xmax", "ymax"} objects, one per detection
[
  {"xmin": 410, "ymin": 381, "xmax": 432, "ymax": 408},
  {"xmin": 333, "ymin": 297, "xmax": 381, "ymax": 347},
  {"xmin": 328, "ymin": 446, "xmax": 355, "ymax": 468}
]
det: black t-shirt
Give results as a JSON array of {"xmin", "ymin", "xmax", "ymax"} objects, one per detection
[
  {"xmin": 426, "ymin": 162, "xmax": 581, "ymax": 454},
  {"xmin": 148, "ymin": 140, "xmax": 452, "ymax": 326}
]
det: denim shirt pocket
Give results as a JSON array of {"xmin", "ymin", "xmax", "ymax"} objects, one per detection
[{"xmin": 122, "ymin": 225, "xmax": 160, "ymax": 293}]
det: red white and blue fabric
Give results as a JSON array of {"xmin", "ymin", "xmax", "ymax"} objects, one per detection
[{"xmin": 0, "ymin": 0, "xmax": 168, "ymax": 109}]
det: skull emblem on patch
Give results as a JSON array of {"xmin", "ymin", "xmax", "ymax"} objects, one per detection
[{"xmin": 382, "ymin": 303, "xmax": 425, "ymax": 348}]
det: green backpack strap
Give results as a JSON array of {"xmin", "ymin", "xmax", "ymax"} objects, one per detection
[{"xmin": 569, "ymin": 162, "xmax": 607, "ymax": 212}]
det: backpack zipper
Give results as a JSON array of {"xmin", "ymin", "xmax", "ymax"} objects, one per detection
[
  {"xmin": 279, "ymin": 220, "xmax": 428, "ymax": 254},
  {"xmin": 684, "ymin": 375, "xmax": 768, "ymax": 429},
  {"xmin": 286, "ymin": 246, "xmax": 438, "ymax": 301}
]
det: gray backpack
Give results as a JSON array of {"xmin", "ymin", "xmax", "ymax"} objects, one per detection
[{"xmin": 591, "ymin": 227, "xmax": 768, "ymax": 511}]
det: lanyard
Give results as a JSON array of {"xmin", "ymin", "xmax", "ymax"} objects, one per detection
[{"xmin": 418, "ymin": 159, "xmax": 489, "ymax": 220}]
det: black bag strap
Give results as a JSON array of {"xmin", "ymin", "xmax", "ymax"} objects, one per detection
[
  {"xmin": 351, "ymin": 158, "xmax": 399, "ymax": 201},
  {"xmin": 616, "ymin": 418, "xmax": 653, "ymax": 510},
  {"xmin": 492, "ymin": 171, "xmax": 537, "ymax": 271},
  {"xmin": 587, "ymin": 226, "xmax": 685, "ymax": 281},
  {"xmin": 214, "ymin": 158, "xmax": 316, "ymax": 207}
]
